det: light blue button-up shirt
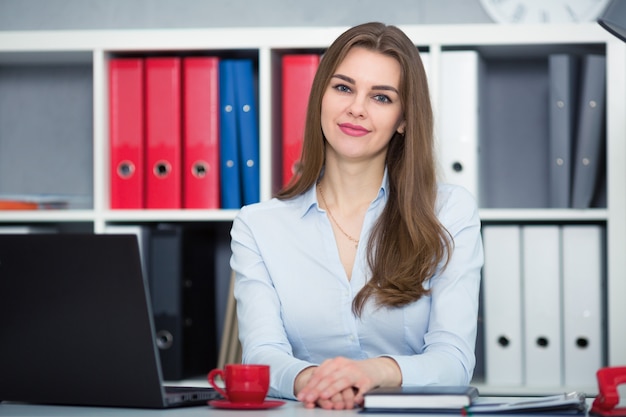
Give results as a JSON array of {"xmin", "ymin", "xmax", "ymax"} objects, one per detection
[{"xmin": 230, "ymin": 174, "xmax": 483, "ymax": 400}]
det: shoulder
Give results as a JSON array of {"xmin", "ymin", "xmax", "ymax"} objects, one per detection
[
  {"xmin": 238, "ymin": 197, "xmax": 289, "ymax": 217},
  {"xmin": 435, "ymin": 183, "xmax": 480, "ymax": 227},
  {"xmin": 436, "ymin": 183, "xmax": 477, "ymax": 207},
  {"xmin": 231, "ymin": 194, "xmax": 316, "ymax": 246},
  {"xmin": 235, "ymin": 194, "xmax": 309, "ymax": 224}
]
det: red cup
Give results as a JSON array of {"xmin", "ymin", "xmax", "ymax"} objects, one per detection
[{"xmin": 207, "ymin": 364, "xmax": 270, "ymax": 404}]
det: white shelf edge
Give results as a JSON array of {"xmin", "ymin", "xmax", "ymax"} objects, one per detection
[
  {"xmin": 479, "ymin": 209, "xmax": 608, "ymax": 222},
  {"xmin": 102, "ymin": 209, "xmax": 239, "ymax": 222},
  {"xmin": 0, "ymin": 209, "xmax": 239, "ymax": 224},
  {"xmin": 0, "ymin": 208, "xmax": 606, "ymax": 224},
  {"xmin": 0, "ymin": 210, "xmax": 97, "ymax": 222},
  {"xmin": 0, "ymin": 23, "xmax": 611, "ymax": 54},
  {"xmin": 605, "ymin": 38, "xmax": 626, "ymax": 366}
]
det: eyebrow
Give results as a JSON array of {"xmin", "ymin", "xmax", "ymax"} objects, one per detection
[{"xmin": 331, "ymin": 74, "xmax": 400, "ymax": 95}]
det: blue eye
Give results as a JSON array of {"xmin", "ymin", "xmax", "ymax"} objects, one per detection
[
  {"xmin": 374, "ymin": 94, "xmax": 392, "ymax": 104},
  {"xmin": 333, "ymin": 84, "xmax": 351, "ymax": 93}
]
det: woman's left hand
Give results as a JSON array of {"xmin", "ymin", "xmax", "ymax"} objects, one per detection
[{"xmin": 296, "ymin": 356, "xmax": 401, "ymax": 410}]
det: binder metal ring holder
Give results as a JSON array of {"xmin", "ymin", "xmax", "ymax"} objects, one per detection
[{"xmin": 591, "ymin": 366, "xmax": 626, "ymax": 416}]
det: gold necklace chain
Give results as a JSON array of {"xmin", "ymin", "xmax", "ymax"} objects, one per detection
[{"xmin": 318, "ymin": 183, "xmax": 359, "ymax": 248}]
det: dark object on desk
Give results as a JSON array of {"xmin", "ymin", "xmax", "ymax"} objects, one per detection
[
  {"xmin": 0, "ymin": 234, "xmax": 220, "ymax": 408},
  {"xmin": 362, "ymin": 385, "xmax": 479, "ymax": 412},
  {"xmin": 590, "ymin": 366, "xmax": 626, "ymax": 416}
]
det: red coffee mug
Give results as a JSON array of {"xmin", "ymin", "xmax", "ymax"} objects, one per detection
[{"xmin": 207, "ymin": 364, "xmax": 270, "ymax": 404}]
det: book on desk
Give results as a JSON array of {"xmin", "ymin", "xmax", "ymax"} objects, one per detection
[
  {"xmin": 362, "ymin": 386, "xmax": 587, "ymax": 415},
  {"xmin": 362, "ymin": 386, "xmax": 479, "ymax": 412}
]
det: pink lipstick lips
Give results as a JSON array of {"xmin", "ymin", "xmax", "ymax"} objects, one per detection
[{"xmin": 339, "ymin": 123, "xmax": 370, "ymax": 137}]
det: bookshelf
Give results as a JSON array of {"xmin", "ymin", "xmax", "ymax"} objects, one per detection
[{"xmin": 0, "ymin": 23, "xmax": 624, "ymax": 393}]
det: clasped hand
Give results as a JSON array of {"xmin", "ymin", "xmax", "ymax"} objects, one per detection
[{"xmin": 295, "ymin": 356, "xmax": 401, "ymax": 410}]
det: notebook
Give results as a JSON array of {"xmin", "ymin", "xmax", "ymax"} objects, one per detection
[{"xmin": 0, "ymin": 233, "xmax": 220, "ymax": 408}]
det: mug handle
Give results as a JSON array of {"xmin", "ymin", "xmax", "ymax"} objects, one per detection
[{"xmin": 207, "ymin": 369, "xmax": 229, "ymax": 400}]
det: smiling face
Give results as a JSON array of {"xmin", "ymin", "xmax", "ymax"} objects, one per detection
[{"xmin": 320, "ymin": 46, "xmax": 406, "ymax": 165}]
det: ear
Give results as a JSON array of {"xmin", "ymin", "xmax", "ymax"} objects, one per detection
[{"xmin": 397, "ymin": 121, "xmax": 406, "ymax": 135}]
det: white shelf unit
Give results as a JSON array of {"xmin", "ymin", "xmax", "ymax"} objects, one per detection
[{"xmin": 0, "ymin": 23, "xmax": 624, "ymax": 392}]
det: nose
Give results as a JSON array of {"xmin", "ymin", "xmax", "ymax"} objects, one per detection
[{"xmin": 347, "ymin": 95, "xmax": 367, "ymax": 118}]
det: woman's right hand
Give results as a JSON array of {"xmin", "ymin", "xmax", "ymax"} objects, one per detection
[
  {"xmin": 294, "ymin": 366, "xmax": 318, "ymax": 408},
  {"xmin": 295, "ymin": 365, "xmax": 359, "ymax": 409},
  {"xmin": 295, "ymin": 357, "xmax": 401, "ymax": 410}
]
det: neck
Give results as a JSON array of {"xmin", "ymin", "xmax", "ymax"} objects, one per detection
[
  {"xmin": 317, "ymin": 174, "xmax": 381, "ymax": 217},
  {"xmin": 320, "ymin": 159, "xmax": 385, "ymax": 210}
]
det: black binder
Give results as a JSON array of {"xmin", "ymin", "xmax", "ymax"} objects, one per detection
[{"xmin": 148, "ymin": 225, "xmax": 218, "ymax": 380}]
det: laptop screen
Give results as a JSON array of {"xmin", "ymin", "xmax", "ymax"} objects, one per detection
[{"xmin": 0, "ymin": 234, "xmax": 179, "ymax": 408}]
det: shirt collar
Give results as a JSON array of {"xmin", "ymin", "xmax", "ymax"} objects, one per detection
[{"xmin": 299, "ymin": 168, "xmax": 389, "ymax": 218}]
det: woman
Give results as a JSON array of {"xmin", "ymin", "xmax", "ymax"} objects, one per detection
[{"xmin": 230, "ymin": 21, "xmax": 483, "ymax": 410}]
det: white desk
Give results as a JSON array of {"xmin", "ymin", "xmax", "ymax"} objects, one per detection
[
  {"xmin": 0, "ymin": 397, "xmax": 597, "ymax": 417},
  {"xmin": 0, "ymin": 399, "xmax": 336, "ymax": 417},
  {"xmin": 5, "ymin": 389, "xmax": 577, "ymax": 417}
]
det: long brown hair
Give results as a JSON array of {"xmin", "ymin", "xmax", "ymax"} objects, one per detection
[{"xmin": 277, "ymin": 22, "xmax": 452, "ymax": 315}]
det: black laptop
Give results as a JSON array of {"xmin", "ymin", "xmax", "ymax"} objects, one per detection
[{"xmin": 0, "ymin": 233, "xmax": 220, "ymax": 408}]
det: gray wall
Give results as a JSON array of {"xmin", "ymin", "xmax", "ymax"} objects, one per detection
[{"xmin": 0, "ymin": 0, "xmax": 494, "ymax": 30}]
